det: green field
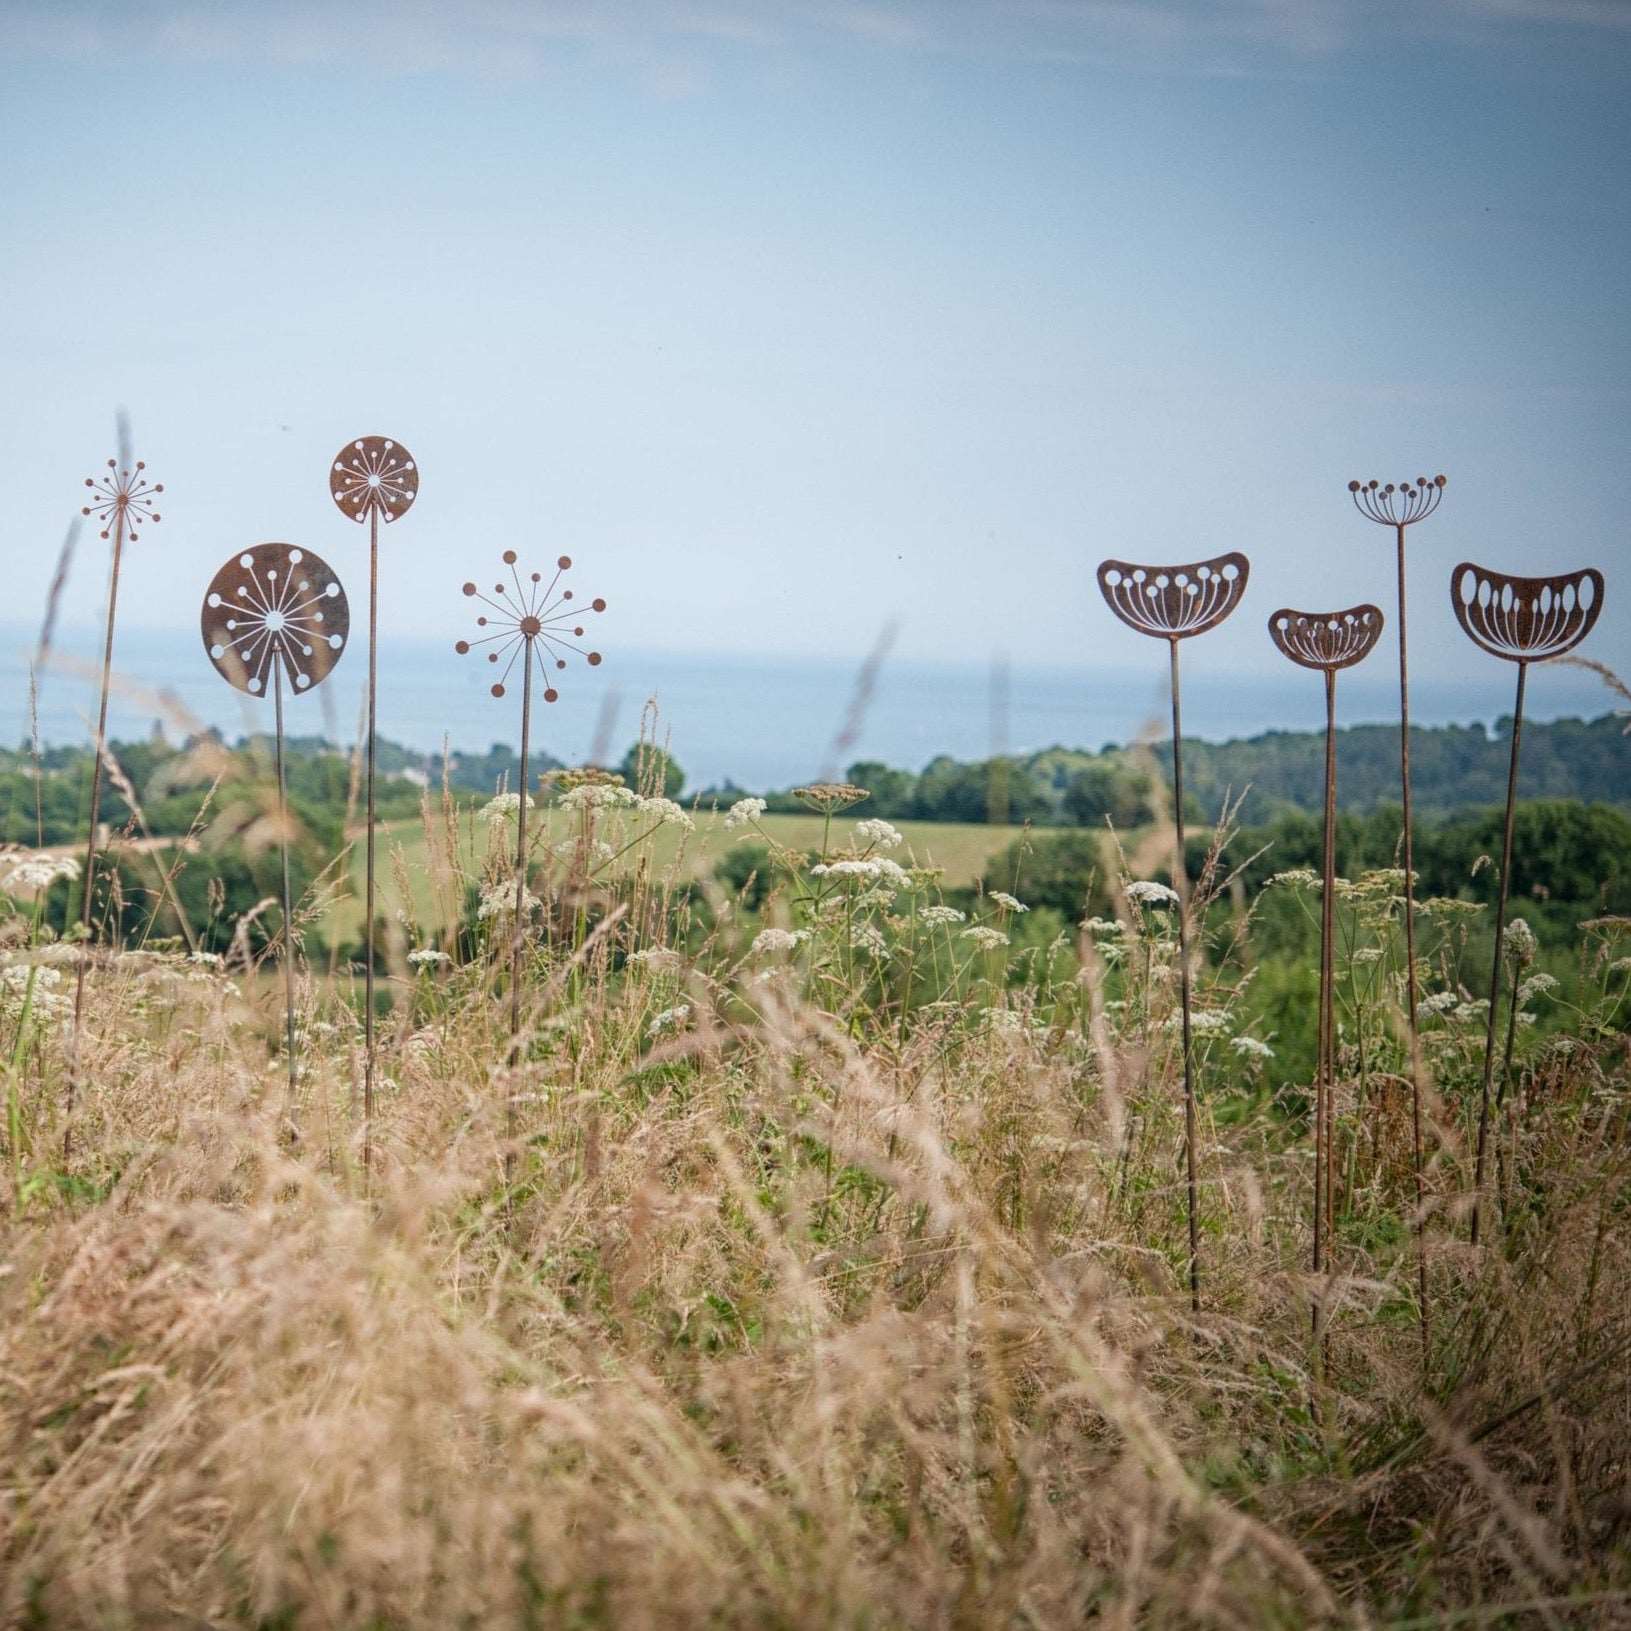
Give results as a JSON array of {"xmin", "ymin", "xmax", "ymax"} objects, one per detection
[{"xmin": 337, "ymin": 808, "xmax": 1059, "ymax": 939}]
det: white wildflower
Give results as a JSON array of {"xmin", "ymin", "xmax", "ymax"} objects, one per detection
[
  {"xmin": 852, "ymin": 923, "xmax": 890, "ymax": 958},
  {"xmin": 960, "ymin": 926, "xmax": 1009, "ymax": 952},
  {"xmin": 1518, "ymin": 972, "xmax": 1558, "ymax": 1002},
  {"xmin": 1231, "ymin": 1035, "xmax": 1275, "ymax": 1061},
  {"xmin": 407, "ymin": 948, "xmax": 452, "ymax": 968},
  {"xmin": 918, "ymin": 905, "xmax": 966, "ymax": 927},
  {"xmin": 854, "ymin": 818, "xmax": 903, "ymax": 851},
  {"xmin": 1453, "ymin": 999, "xmax": 1491, "ymax": 1023},
  {"xmin": 1080, "ymin": 916, "xmax": 1125, "ymax": 937},
  {"xmin": 1125, "ymin": 880, "xmax": 1180, "ymax": 907},
  {"xmin": 2, "ymin": 852, "xmax": 80, "ymax": 892},
  {"xmin": 1419, "ymin": 991, "xmax": 1459, "ymax": 1015},
  {"xmin": 723, "ymin": 796, "xmax": 767, "ymax": 829},
  {"xmin": 1266, "ymin": 869, "xmax": 1318, "ymax": 890},
  {"xmin": 751, "ymin": 927, "xmax": 804, "ymax": 955},
  {"xmin": 477, "ymin": 882, "xmax": 543, "ymax": 921},
  {"xmin": 630, "ymin": 946, "xmax": 684, "ymax": 971},
  {"xmin": 559, "ymin": 782, "xmax": 636, "ymax": 812},
  {"xmin": 988, "ymin": 892, "xmax": 1029, "ymax": 914},
  {"xmin": 1352, "ymin": 947, "xmax": 1383, "ymax": 965},
  {"xmin": 1503, "ymin": 918, "xmax": 1538, "ymax": 961},
  {"xmin": 188, "ymin": 950, "xmax": 225, "ymax": 969},
  {"xmin": 636, "ymin": 795, "xmax": 695, "ymax": 832},
  {"xmin": 649, "ymin": 1003, "xmax": 692, "ymax": 1036},
  {"xmin": 1165, "ymin": 1008, "xmax": 1230, "ymax": 1036},
  {"xmin": 478, "ymin": 792, "xmax": 534, "ymax": 824}
]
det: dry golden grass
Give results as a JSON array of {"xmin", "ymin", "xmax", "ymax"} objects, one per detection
[{"xmin": 2, "ymin": 792, "xmax": 1629, "ymax": 1629}]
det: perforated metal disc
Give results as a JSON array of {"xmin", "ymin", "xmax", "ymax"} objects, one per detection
[
  {"xmin": 329, "ymin": 435, "xmax": 418, "ymax": 524},
  {"xmin": 201, "ymin": 543, "xmax": 350, "ymax": 697}
]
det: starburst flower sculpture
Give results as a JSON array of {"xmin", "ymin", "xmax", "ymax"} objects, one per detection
[
  {"xmin": 202, "ymin": 544, "xmax": 350, "ymax": 697},
  {"xmin": 1451, "ymin": 561, "xmax": 1606, "ymax": 1246},
  {"xmin": 82, "ymin": 458, "xmax": 162, "ymax": 541},
  {"xmin": 457, "ymin": 551, "xmax": 605, "ymax": 701},
  {"xmin": 329, "ymin": 436, "xmax": 419, "ymax": 525},
  {"xmin": 1348, "ymin": 474, "xmax": 1446, "ymax": 528},
  {"xmin": 1267, "ymin": 602, "xmax": 1384, "ymax": 1327}
]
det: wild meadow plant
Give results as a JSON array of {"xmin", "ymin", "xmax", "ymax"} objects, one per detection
[{"xmin": 0, "ymin": 758, "xmax": 1627, "ymax": 1627}]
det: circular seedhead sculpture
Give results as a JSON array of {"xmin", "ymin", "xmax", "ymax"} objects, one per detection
[
  {"xmin": 456, "ymin": 550, "xmax": 606, "ymax": 700},
  {"xmin": 329, "ymin": 435, "xmax": 419, "ymax": 525},
  {"xmin": 82, "ymin": 458, "xmax": 162, "ymax": 542},
  {"xmin": 201, "ymin": 544, "xmax": 350, "ymax": 696},
  {"xmin": 1450, "ymin": 563, "xmax": 1604, "ymax": 665},
  {"xmin": 1268, "ymin": 603, "xmax": 1384, "ymax": 671},
  {"xmin": 1096, "ymin": 552, "xmax": 1250, "ymax": 640},
  {"xmin": 1347, "ymin": 475, "xmax": 1446, "ymax": 528}
]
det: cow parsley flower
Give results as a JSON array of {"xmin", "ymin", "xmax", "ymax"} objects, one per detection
[
  {"xmin": 3, "ymin": 852, "xmax": 80, "ymax": 893},
  {"xmin": 918, "ymin": 905, "xmax": 966, "ymax": 927},
  {"xmin": 636, "ymin": 795, "xmax": 695, "ymax": 832},
  {"xmin": 960, "ymin": 926, "xmax": 1009, "ymax": 952},
  {"xmin": 477, "ymin": 883, "xmax": 543, "ymax": 921},
  {"xmin": 988, "ymin": 892, "xmax": 1028, "ymax": 914},
  {"xmin": 854, "ymin": 818, "xmax": 903, "ymax": 851},
  {"xmin": 559, "ymin": 782, "xmax": 636, "ymax": 812},
  {"xmin": 649, "ymin": 1003, "xmax": 692, "ymax": 1036},
  {"xmin": 1124, "ymin": 880, "xmax": 1179, "ymax": 907},
  {"xmin": 723, "ymin": 796, "xmax": 767, "ymax": 829},
  {"xmin": 478, "ymin": 793, "xmax": 534, "ymax": 824},
  {"xmin": 1503, "ymin": 918, "xmax": 1538, "ymax": 963},
  {"xmin": 1230, "ymin": 1035, "xmax": 1275, "ymax": 1061},
  {"xmin": 751, "ymin": 927, "xmax": 805, "ymax": 955},
  {"xmin": 1518, "ymin": 972, "xmax": 1558, "ymax": 1002},
  {"xmin": 407, "ymin": 948, "xmax": 452, "ymax": 968}
]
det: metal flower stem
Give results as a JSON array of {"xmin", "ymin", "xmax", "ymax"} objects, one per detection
[
  {"xmin": 274, "ymin": 649, "xmax": 298, "ymax": 1114},
  {"xmin": 511, "ymin": 642, "xmax": 533, "ymax": 1056},
  {"xmin": 1390, "ymin": 521, "xmax": 1431, "ymax": 1362},
  {"xmin": 1316, "ymin": 668, "xmax": 1339, "ymax": 1317},
  {"xmin": 65, "ymin": 501, "xmax": 126, "ymax": 1156},
  {"xmin": 1167, "ymin": 636, "xmax": 1201, "ymax": 1314},
  {"xmin": 1471, "ymin": 660, "xmax": 1527, "ymax": 1245},
  {"xmin": 363, "ymin": 507, "xmax": 379, "ymax": 1176}
]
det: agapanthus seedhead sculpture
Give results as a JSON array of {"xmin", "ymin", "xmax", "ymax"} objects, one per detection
[
  {"xmin": 201, "ymin": 544, "xmax": 350, "ymax": 1113},
  {"xmin": 329, "ymin": 433, "xmax": 418, "ymax": 1176},
  {"xmin": 82, "ymin": 458, "xmax": 162, "ymax": 541},
  {"xmin": 1348, "ymin": 474, "xmax": 1446, "ymax": 529},
  {"xmin": 457, "ymin": 551, "xmax": 607, "ymax": 1089},
  {"xmin": 1267, "ymin": 602, "xmax": 1384, "ymax": 1328},
  {"xmin": 1344, "ymin": 471, "xmax": 1445, "ymax": 1366},
  {"xmin": 1096, "ymin": 548, "xmax": 1249, "ymax": 1314},
  {"xmin": 1452, "ymin": 560, "xmax": 1606, "ymax": 1245}
]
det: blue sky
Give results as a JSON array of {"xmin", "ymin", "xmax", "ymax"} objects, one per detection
[{"xmin": 2, "ymin": 0, "xmax": 1628, "ymax": 699}]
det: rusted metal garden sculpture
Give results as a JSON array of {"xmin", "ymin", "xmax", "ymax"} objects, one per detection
[
  {"xmin": 1450, "ymin": 562, "xmax": 1604, "ymax": 1244},
  {"xmin": 201, "ymin": 544, "xmax": 350, "ymax": 1119},
  {"xmin": 1097, "ymin": 552, "xmax": 1250, "ymax": 1312},
  {"xmin": 1268, "ymin": 603, "xmax": 1383, "ymax": 1336}
]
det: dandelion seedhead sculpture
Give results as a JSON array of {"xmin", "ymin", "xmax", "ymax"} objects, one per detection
[
  {"xmin": 201, "ymin": 545, "xmax": 350, "ymax": 1115},
  {"xmin": 457, "ymin": 551, "xmax": 606, "ymax": 1100},
  {"xmin": 1451, "ymin": 562, "xmax": 1604, "ymax": 1245},
  {"xmin": 1346, "ymin": 471, "xmax": 1445, "ymax": 1364},
  {"xmin": 1097, "ymin": 551, "xmax": 1249, "ymax": 1312},
  {"xmin": 1268, "ymin": 604, "xmax": 1383, "ymax": 1337},
  {"xmin": 67, "ymin": 443, "xmax": 165, "ymax": 1155},
  {"xmin": 330, "ymin": 435, "xmax": 418, "ymax": 1176}
]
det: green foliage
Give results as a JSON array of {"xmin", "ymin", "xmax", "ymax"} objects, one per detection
[
  {"xmin": 978, "ymin": 829, "xmax": 1113, "ymax": 921},
  {"xmin": 621, "ymin": 743, "xmax": 684, "ymax": 800}
]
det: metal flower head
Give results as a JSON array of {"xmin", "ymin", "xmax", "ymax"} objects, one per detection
[
  {"xmin": 457, "ymin": 551, "xmax": 605, "ymax": 700},
  {"xmin": 1348, "ymin": 475, "xmax": 1446, "ymax": 528},
  {"xmin": 82, "ymin": 458, "xmax": 162, "ymax": 541},
  {"xmin": 1097, "ymin": 553, "xmax": 1250, "ymax": 641},
  {"xmin": 330, "ymin": 436, "xmax": 419, "ymax": 524},
  {"xmin": 201, "ymin": 543, "xmax": 350, "ymax": 696},
  {"xmin": 1450, "ymin": 562, "xmax": 1604, "ymax": 664},
  {"xmin": 1268, "ymin": 604, "xmax": 1384, "ymax": 671}
]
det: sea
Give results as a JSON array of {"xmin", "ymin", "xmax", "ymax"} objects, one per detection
[{"xmin": 4, "ymin": 624, "xmax": 1620, "ymax": 794}]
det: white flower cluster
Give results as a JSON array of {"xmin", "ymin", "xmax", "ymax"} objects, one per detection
[
  {"xmin": 1, "ymin": 963, "xmax": 70, "ymax": 1029},
  {"xmin": 988, "ymin": 891, "xmax": 1028, "ymax": 914},
  {"xmin": 559, "ymin": 782, "xmax": 636, "ymax": 812},
  {"xmin": 1419, "ymin": 991, "xmax": 1459, "ymax": 1015},
  {"xmin": 636, "ymin": 795, "xmax": 695, "ymax": 832},
  {"xmin": 918, "ymin": 905, "xmax": 966, "ymax": 927},
  {"xmin": 1230, "ymin": 1035, "xmax": 1275, "ymax": 1061},
  {"xmin": 189, "ymin": 950, "xmax": 225, "ymax": 968},
  {"xmin": 478, "ymin": 793, "xmax": 534, "ymax": 824},
  {"xmin": 1080, "ymin": 916, "xmax": 1125, "ymax": 938},
  {"xmin": 851, "ymin": 923, "xmax": 890, "ymax": 958},
  {"xmin": 649, "ymin": 1003, "xmax": 692, "ymax": 1036},
  {"xmin": 407, "ymin": 948, "xmax": 452, "ymax": 968},
  {"xmin": 853, "ymin": 818, "xmax": 903, "ymax": 851},
  {"xmin": 723, "ymin": 796, "xmax": 767, "ymax": 830},
  {"xmin": 1503, "ymin": 918, "xmax": 1538, "ymax": 961},
  {"xmin": 751, "ymin": 927, "xmax": 807, "ymax": 955},
  {"xmin": 1518, "ymin": 972, "xmax": 1558, "ymax": 1002},
  {"xmin": 1124, "ymin": 880, "xmax": 1180, "ymax": 907},
  {"xmin": 1267, "ymin": 869, "xmax": 1318, "ymax": 890},
  {"xmin": 629, "ymin": 946, "xmax": 684, "ymax": 971},
  {"xmin": 476, "ymin": 882, "xmax": 543, "ymax": 921},
  {"xmin": 1166, "ymin": 1008, "xmax": 1230, "ymax": 1036},
  {"xmin": 960, "ymin": 926, "xmax": 1009, "ymax": 952},
  {"xmin": 1453, "ymin": 999, "xmax": 1491, "ymax": 1023},
  {"xmin": 811, "ymin": 857, "xmax": 910, "ymax": 887},
  {"xmin": 554, "ymin": 837, "xmax": 616, "ymax": 865},
  {"xmin": 3, "ymin": 852, "xmax": 80, "ymax": 893},
  {"xmin": 1351, "ymin": 947, "xmax": 1384, "ymax": 965}
]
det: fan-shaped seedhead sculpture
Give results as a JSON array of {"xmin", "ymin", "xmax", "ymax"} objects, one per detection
[
  {"xmin": 201, "ymin": 544, "xmax": 350, "ymax": 696},
  {"xmin": 457, "ymin": 551, "xmax": 605, "ymax": 700},
  {"xmin": 83, "ymin": 458, "xmax": 162, "ymax": 541},
  {"xmin": 330, "ymin": 435, "xmax": 419, "ymax": 525},
  {"xmin": 1450, "ymin": 562, "xmax": 1604, "ymax": 665},
  {"xmin": 1268, "ymin": 604, "xmax": 1384, "ymax": 672},
  {"xmin": 1348, "ymin": 475, "xmax": 1446, "ymax": 528},
  {"xmin": 1097, "ymin": 553, "xmax": 1250, "ymax": 641}
]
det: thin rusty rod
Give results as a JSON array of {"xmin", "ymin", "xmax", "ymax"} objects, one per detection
[
  {"xmin": 65, "ymin": 499, "xmax": 127, "ymax": 1161},
  {"xmin": 506, "ymin": 641, "xmax": 534, "ymax": 1186},
  {"xmin": 1472, "ymin": 659, "xmax": 1527, "ymax": 1246},
  {"xmin": 1314, "ymin": 666, "xmax": 1339, "ymax": 1348},
  {"xmin": 273, "ymin": 650, "xmax": 298, "ymax": 1128},
  {"xmin": 1168, "ymin": 636, "xmax": 1201, "ymax": 1314},
  {"xmin": 1393, "ymin": 520, "xmax": 1430, "ymax": 1365},
  {"xmin": 363, "ymin": 506, "xmax": 378, "ymax": 1179}
]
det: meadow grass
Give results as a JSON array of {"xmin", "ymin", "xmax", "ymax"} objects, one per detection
[{"xmin": 1, "ymin": 776, "xmax": 1628, "ymax": 1628}]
